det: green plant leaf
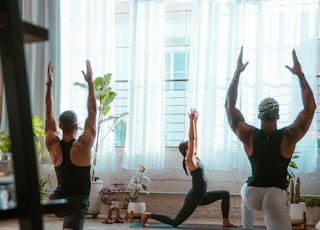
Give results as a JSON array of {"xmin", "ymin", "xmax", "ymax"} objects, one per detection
[
  {"xmin": 143, "ymin": 175, "xmax": 151, "ymax": 182},
  {"xmin": 141, "ymin": 184, "xmax": 148, "ymax": 191},
  {"xmin": 73, "ymin": 82, "xmax": 88, "ymax": 89}
]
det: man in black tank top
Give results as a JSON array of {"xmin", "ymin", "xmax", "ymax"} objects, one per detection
[
  {"xmin": 45, "ymin": 60, "xmax": 97, "ymax": 230},
  {"xmin": 225, "ymin": 47, "xmax": 316, "ymax": 230}
]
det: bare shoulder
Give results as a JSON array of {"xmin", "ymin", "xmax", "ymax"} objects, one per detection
[
  {"xmin": 280, "ymin": 128, "xmax": 297, "ymax": 158},
  {"xmin": 237, "ymin": 122, "xmax": 255, "ymax": 142},
  {"xmin": 45, "ymin": 131, "xmax": 60, "ymax": 150}
]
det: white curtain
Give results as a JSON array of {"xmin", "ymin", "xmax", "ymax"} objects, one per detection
[
  {"xmin": 56, "ymin": 0, "xmax": 318, "ymax": 173},
  {"xmin": 0, "ymin": 0, "xmax": 61, "ymax": 163},
  {"xmin": 60, "ymin": 0, "xmax": 117, "ymax": 171},
  {"xmin": 187, "ymin": 0, "xmax": 319, "ymax": 172},
  {"xmin": 121, "ymin": 0, "xmax": 165, "ymax": 169}
]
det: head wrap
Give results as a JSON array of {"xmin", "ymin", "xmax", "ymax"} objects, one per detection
[{"xmin": 258, "ymin": 97, "xmax": 279, "ymax": 121}]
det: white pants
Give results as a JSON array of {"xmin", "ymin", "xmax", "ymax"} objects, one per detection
[{"xmin": 240, "ymin": 183, "xmax": 291, "ymax": 230}]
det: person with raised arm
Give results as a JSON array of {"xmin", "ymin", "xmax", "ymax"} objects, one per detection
[
  {"xmin": 45, "ymin": 60, "xmax": 97, "ymax": 230},
  {"xmin": 141, "ymin": 108, "xmax": 237, "ymax": 228},
  {"xmin": 225, "ymin": 47, "xmax": 316, "ymax": 230}
]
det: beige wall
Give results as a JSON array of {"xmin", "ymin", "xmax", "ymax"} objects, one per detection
[
  {"xmin": 39, "ymin": 148, "xmax": 320, "ymax": 224},
  {"xmin": 40, "ymin": 148, "xmax": 320, "ymax": 195}
]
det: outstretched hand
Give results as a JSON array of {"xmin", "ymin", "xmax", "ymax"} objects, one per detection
[
  {"xmin": 82, "ymin": 60, "xmax": 93, "ymax": 83},
  {"xmin": 285, "ymin": 49, "xmax": 303, "ymax": 76},
  {"xmin": 235, "ymin": 46, "xmax": 249, "ymax": 74},
  {"xmin": 188, "ymin": 108, "xmax": 199, "ymax": 122},
  {"xmin": 47, "ymin": 61, "xmax": 54, "ymax": 83}
]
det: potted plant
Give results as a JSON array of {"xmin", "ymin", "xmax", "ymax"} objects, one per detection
[
  {"xmin": 0, "ymin": 115, "xmax": 45, "ymax": 174},
  {"xmin": 39, "ymin": 176, "xmax": 52, "ymax": 202},
  {"xmin": 99, "ymin": 182, "xmax": 127, "ymax": 224},
  {"xmin": 287, "ymin": 152, "xmax": 308, "ymax": 228},
  {"xmin": 0, "ymin": 116, "xmax": 45, "ymax": 208},
  {"xmin": 126, "ymin": 164, "xmax": 151, "ymax": 222},
  {"xmin": 74, "ymin": 73, "xmax": 128, "ymax": 216}
]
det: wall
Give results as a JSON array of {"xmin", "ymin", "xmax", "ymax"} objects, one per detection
[
  {"xmin": 39, "ymin": 148, "xmax": 320, "ymax": 223},
  {"xmin": 91, "ymin": 148, "xmax": 320, "ymax": 195},
  {"xmin": 40, "ymin": 147, "xmax": 320, "ymax": 195}
]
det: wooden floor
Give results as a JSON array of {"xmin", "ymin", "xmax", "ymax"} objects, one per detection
[{"xmin": 0, "ymin": 214, "xmax": 316, "ymax": 230}]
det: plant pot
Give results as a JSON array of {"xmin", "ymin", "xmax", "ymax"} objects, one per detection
[
  {"xmin": 0, "ymin": 153, "xmax": 13, "ymax": 175},
  {"xmin": 87, "ymin": 180, "xmax": 104, "ymax": 217},
  {"xmin": 127, "ymin": 201, "xmax": 146, "ymax": 214},
  {"xmin": 126, "ymin": 201, "xmax": 146, "ymax": 222},
  {"xmin": 290, "ymin": 202, "xmax": 307, "ymax": 224}
]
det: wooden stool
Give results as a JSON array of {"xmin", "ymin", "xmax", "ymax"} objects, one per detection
[{"xmin": 125, "ymin": 210, "xmax": 142, "ymax": 222}]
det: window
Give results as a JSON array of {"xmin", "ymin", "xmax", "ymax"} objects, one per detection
[{"xmin": 60, "ymin": 0, "xmax": 319, "ymax": 171}]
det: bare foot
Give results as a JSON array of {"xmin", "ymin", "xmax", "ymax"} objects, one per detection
[
  {"xmin": 141, "ymin": 212, "xmax": 151, "ymax": 227},
  {"xmin": 223, "ymin": 219, "xmax": 239, "ymax": 227}
]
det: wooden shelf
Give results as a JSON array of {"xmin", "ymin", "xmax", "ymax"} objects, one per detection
[
  {"xmin": 0, "ymin": 199, "xmax": 67, "ymax": 220},
  {"xmin": 23, "ymin": 21, "xmax": 48, "ymax": 43},
  {"xmin": 0, "ymin": 12, "xmax": 48, "ymax": 43}
]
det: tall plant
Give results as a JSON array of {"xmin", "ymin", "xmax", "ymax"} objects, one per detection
[{"xmin": 74, "ymin": 73, "xmax": 128, "ymax": 181}]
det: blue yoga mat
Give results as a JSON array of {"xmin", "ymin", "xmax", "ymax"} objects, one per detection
[{"xmin": 129, "ymin": 221, "xmax": 267, "ymax": 229}]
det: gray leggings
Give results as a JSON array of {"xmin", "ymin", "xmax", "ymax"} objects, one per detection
[{"xmin": 151, "ymin": 190, "xmax": 230, "ymax": 227}]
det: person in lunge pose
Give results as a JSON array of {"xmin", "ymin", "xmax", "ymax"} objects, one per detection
[
  {"xmin": 141, "ymin": 108, "xmax": 237, "ymax": 228},
  {"xmin": 45, "ymin": 60, "xmax": 97, "ymax": 230},
  {"xmin": 225, "ymin": 47, "xmax": 316, "ymax": 230}
]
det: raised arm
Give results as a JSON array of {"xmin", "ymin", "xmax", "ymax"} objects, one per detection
[
  {"xmin": 44, "ymin": 62, "xmax": 59, "ymax": 151},
  {"xmin": 77, "ymin": 60, "xmax": 97, "ymax": 148},
  {"xmin": 225, "ymin": 47, "xmax": 253, "ymax": 145},
  {"xmin": 186, "ymin": 108, "xmax": 199, "ymax": 172},
  {"xmin": 283, "ymin": 49, "xmax": 316, "ymax": 145}
]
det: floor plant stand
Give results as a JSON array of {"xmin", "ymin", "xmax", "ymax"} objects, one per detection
[{"xmin": 125, "ymin": 201, "xmax": 146, "ymax": 222}]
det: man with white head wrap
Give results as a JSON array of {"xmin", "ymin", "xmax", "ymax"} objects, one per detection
[{"xmin": 225, "ymin": 47, "xmax": 316, "ymax": 230}]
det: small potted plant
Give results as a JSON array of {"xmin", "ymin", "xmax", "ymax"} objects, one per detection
[
  {"xmin": 99, "ymin": 182, "xmax": 127, "ymax": 224},
  {"xmin": 126, "ymin": 164, "xmax": 151, "ymax": 222},
  {"xmin": 288, "ymin": 152, "xmax": 307, "ymax": 228}
]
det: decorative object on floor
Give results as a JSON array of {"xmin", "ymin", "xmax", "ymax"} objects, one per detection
[
  {"xmin": 126, "ymin": 164, "xmax": 151, "ymax": 222},
  {"xmin": 127, "ymin": 164, "xmax": 151, "ymax": 201},
  {"xmin": 87, "ymin": 179, "xmax": 104, "ymax": 217},
  {"xmin": 99, "ymin": 182, "xmax": 127, "ymax": 224},
  {"xmin": 290, "ymin": 202, "xmax": 307, "ymax": 230},
  {"xmin": 126, "ymin": 201, "xmax": 147, "ymax": 222},
  {"xmin": 101, "ymin": 200, "xmax": 125, "ymax": 224},
  {"xmin": 129, "ymin": 222, "xmax": 267, "ymax": 229}
]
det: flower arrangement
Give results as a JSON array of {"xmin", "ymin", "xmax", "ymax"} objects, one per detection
[
  {"xmin": 99, "ymin": 182, "xmax": 127, "ymax": 207},
  {"xmin": 127, "ymin": 164, "xmax": 151, "ymax": 201}
]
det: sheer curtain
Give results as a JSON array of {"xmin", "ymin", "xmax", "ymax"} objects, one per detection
[
  {"xmin": 60, "ymin": 0, "xmax": 117, "ymax": 171},
  {"xmin": 0, "ymin": 0, "xmax": 61, "ymax": 164},
  {"xmin": 187, "ymin": 0, "xmax": 319, "ymax": 172},
  {"xmin": 57, "ymin": 0, "xmax": 318, "ymax": 172},
  {"xmin": 121, "ymin": 0, "xmax": 165, "ymax": 169}
]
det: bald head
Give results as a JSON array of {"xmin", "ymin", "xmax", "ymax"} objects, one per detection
[{"xmin": 59, "ymin": 110, "xmax": 78, "ymax": 134}]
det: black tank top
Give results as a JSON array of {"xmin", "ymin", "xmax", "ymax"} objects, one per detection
[
  {"xmin": 53, "ymin": 139, "xmax": 91, "ymax": 197},
  {"xmin": 191, "ymin": 162, "xmax": 207, "ymax": 192},
  {"xmin": 247, "ymin": 129, "xmax": 291, "ymax": 190}
]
